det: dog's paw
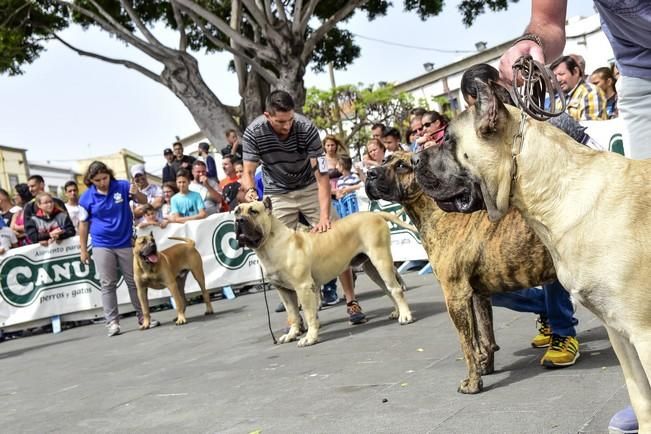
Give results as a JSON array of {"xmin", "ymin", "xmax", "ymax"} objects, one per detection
[
  {"xmin": 297, "ymin": 335, "xmax": 318, "ymax": 347},
  {"xmin": 278, "ymin": 332, "xmax": 298, "ymax": 344},
  {"xmin": 139, "ymin": 323, "xmax": 150, "ymax": 330},
  {"xmin": 388, "ymin": 310, "xmax": 399, "ymax": 320},
  {"xmin": 398, "ymin": 312, "xmax": 414, "ymax": 325},
  {"xmin": 175, "ymin": 317, "xmax": 187, "ymax": 326},
  {"xmin": 478, "ymin": 362, "xmax": 495, "ymax": 376},
  {"xmin": 457, "ymin": 377, "xmax": 483, "ymax": 394},
  {"xmin": 204, "ymin": 308, "xmax": 214, "ymax": 316}
]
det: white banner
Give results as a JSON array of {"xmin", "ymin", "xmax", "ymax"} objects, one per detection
[
  {"xmin": 1, "ymin": 206, "xmax": 425, "ymax": 328},
  {"xmin": 357, "ymin": 189, "xmax": 428, "ymax": 262}
]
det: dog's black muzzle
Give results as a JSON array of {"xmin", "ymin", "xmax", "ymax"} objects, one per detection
[
  {"xmin": 414, "ymin": 147, "xmax": 485, "ymax": 214},
  {"xmin": 365, "ymin": 166, "xmax": 401, "ymax": 202},
  {"xmin": 234, "ymin": 216, "xmax": 263, "ymax": 249}
]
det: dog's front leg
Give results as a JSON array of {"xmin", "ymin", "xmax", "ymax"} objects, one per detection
[
  {"xmin": 295, "ymin": 282, "xmax": 320, "ymax": 347},
  {"xmin": 442, "ymin": 280, "xmax": 483, "ymax": 394},
  {"xmin": 276, "ymin": 287, "xmax": 303, "ymax": 344},
  {"xmin": 135, "ymin": 279, "xmax": 151, "ymax": 330}
]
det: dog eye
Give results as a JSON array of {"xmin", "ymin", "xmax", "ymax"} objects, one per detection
[{"xmin": 249, "ymin": 209, "xmax": 258, "ymax": 215}]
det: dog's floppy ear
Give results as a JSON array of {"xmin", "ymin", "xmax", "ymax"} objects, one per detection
[
  {"xmin": 473, "ymin": 79, "xmax": 509, "ymax": 138},
  {"xmin": 262, "ymin": 196, "xmax": 272, "ymax": 213}
]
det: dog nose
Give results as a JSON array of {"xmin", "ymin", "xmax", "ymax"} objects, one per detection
[
  {"xmin": 366, "ymin": 167, "xmax": 378, "ymax": 181},
  {"xmin": 236, "ymin": 216, "xmax": 246, "ymax": 224},
  {"xmin": 411, "ymin": 153, "xmax": 420, "ymax": 166}
]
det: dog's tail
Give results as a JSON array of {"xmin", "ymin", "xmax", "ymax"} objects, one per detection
[
  {"xmin": 375, "ymin": 212, "xmax": 418, "ymax": 233},
  {"xmin": 168, "ymin": 236, "xmax": 196, "ymax": 247}
]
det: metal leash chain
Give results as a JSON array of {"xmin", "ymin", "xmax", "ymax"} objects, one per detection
[{"xmin": 508, "ymin": 55, "xmax": 566, "ymax": 182}]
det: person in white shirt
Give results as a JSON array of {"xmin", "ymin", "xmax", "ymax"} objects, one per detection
[
  {"xmin": 64, "ymin": 181, "xmax": 81, "ymax": 232},
  {"xmin": 189, "ymin": 160, "xmax": 222, "ymax": 215},
  {"xmin": 130, "ymin": 164, "xmax": 163, "ymax": 223}
]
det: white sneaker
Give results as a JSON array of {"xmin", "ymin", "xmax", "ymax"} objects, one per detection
[{"xmin": 107, "ymin": 321, "xmax": 120, "ymax": 337}]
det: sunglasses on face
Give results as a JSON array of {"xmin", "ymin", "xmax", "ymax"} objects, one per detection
[{"xmin": 414, "ymin": 127, "xmax": 424, "ymax": 133}]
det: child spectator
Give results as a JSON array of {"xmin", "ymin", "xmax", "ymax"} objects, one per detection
[
  {"xmin": 234, "ymin": 160, "xmax": 244, "ymax": 179},
  {"xmin": 64, "ymin": 180, "xmax": 81, "ymax": 231},
  {"xmin": 168, "ymin": 169, "xmax": 207, "ymax": 223},
  {"xmin": 10, "ymin": 183, "xmax": 33, "ymax": 246},
  {"xmin": 334, "ymin": 155, "xmax": 362, "ymax": 218},
  {"xmin": 0, "ymin": 218, "xmax": 17, "ymax": 255},
  {"xmin": 137, "ymin": 204, "xmax": 168, "ymax": 229},
  {"xmin": 160, "ymin": 181, "xmax": 178, "ymax": 220},
  {"xmin": 27, "ymin": 192, "xmax": 76, "ymax": 246}
]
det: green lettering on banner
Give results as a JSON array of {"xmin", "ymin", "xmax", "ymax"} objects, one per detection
[
  {"xmin": 368, "ymin": 200, "xmax": 421, "ymax": 242},
  {"xmin": 0, "ymin": 249, "xmax": 122, "ymax": 307},
  {"xmin": 212, "ymin": 220, "xmax": 255, "ymax": 270}
]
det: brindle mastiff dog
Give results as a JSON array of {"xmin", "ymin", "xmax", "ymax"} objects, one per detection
[
  {"xmin": 415, "ymin": 80, "xmax": 651, "ymax": 429},
  {"xmin": 234, "ymin": 198, "xmax": 414, "ymax": 347},
  {"xmin": 133, "ymin": 234, "xmax": 213, "ymax": 328},
  {"xmin": 365, "ymin": 151, "xmax": 556, "ymax": 394}
]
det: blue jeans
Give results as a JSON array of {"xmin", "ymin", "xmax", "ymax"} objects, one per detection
[{"xmin": 491, "ymin": 280, "xmax": 577, "ymax": 337}]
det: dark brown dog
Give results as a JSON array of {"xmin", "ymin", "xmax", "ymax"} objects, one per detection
[
  {"xmin": 133, "ymin": 234, "xmax": 213, "ymax": 328},
  {"xmin": 365, "ymin": 151, "xmax": 556, "ymax": 393}
]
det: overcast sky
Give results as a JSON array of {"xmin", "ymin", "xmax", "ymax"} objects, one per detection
[{"xmin": 0, "ymin": 1, "xmax": 595, "ymax": 174}]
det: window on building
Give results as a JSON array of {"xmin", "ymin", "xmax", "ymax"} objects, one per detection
[
  {"xmin": 8, "ymin": 174, "xmax": 18, "ymax": 189},
  {"xmin": 48, "ymin": 185, "xmax": 58, "ymax": 195}
]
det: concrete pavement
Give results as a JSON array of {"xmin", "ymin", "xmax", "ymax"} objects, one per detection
[{"xmin": 0, "ymin": 272, "xmax": 627, "ymax": 433}]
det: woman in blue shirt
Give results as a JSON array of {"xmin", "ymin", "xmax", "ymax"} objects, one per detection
[{"xmin": 79, "ymin": 161, "xmax": 159, "ymax": 337}]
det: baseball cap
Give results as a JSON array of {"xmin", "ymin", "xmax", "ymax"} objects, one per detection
[
  {"xmin": 131, "ymin": 164, "xmax": 146, "ymax": 178},
  {"xmin": 163, "ymin": 148, "xmax": 173, "ymax": 156}
]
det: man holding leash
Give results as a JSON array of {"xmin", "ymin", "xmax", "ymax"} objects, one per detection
[
  {"xmin": 499, "ymin": 1, "xmax": 650, "ymax": 431},
  {"xmin": 239, "ymin": 90, "xmax": 367, "ymax": 325}
]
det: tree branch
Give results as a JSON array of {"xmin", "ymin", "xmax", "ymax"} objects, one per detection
[
  {"xmin": 173, "ymin": 0, "xmax": 271, "ymax": 56},
  {"xmin": 53, "ymin": 33, "xmax": 163, "ymax": 84},
  {"xmin": 230, "ymin": 0, "xmax": 247, "ymax": 96},
  {"xmin": 298, "ymin": 0, "xmax": 320, "ymax": 32},
  {"xmin": 240, "ymin": 0, "xmax": 283, "ymax": 42},
  {"xmin": 274, "ymin": 0, "xmax": 288, "ymax": 23},
  {"xmin": 170, "ymin": 0, "xmax": 188, "ymax": 51},
  {"xmin": 291, "ymin": 0, "xmax": 303, "ymax": 34},
  {"xmin": 118, "ymin": 0, "xmax": 163, "ymax": 47},
  {"xmin": 184, "ymin": 9, "xmax": 277, "ymax": 84},
  {"xmin": 52, "ymin": 0, "xmax": 171, "ymax": 61},
  {"xmin": 302, "ymin": 0, "xmax": 369, "ymax": 63}
]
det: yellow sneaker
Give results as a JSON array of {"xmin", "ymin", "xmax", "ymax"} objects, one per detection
[
  {"xmin": 541, "ymin": 335, "xmax": 580, "ymax": 368},
  {"xmin": 531, "ymin": 316, "xmax": 552, "ymax": 348}
]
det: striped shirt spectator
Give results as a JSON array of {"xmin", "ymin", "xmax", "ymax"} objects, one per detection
[{"xmin": 242, "ymin": 113, "xmax": 322, "ymax": 194}]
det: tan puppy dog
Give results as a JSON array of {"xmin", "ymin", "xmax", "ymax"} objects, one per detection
[
  {"xmin": 415, "ymin": 80, "xmax": 651, "ymax": 429},
  {"xmin": 366, "ymin": 151, "xmax": 556, "ymax": 394},
  {"xmin": 133, "ymin": 234, "xmax": 213, "ymax": 328},
  {"xmin": 234, "ymin": 198, "xmax": 414, "ymax": 347}
]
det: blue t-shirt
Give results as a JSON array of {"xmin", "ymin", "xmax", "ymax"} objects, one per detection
[
  {"xmin": 79, "ymin": 179, "xmax": 134, "ymax": 248},
  {"xmin": 171, "ymin": 191, "xmax": 205, "ymax": 217}
]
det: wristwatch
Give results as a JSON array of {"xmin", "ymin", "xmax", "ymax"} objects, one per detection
[{"xmin": 513, "ymin": 33, "xmax": 544, "ymax": 51}]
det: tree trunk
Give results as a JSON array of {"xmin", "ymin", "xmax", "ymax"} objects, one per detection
[
  {"xmin": 274, "ymin": 59, "xmax": 307, "ymax": 112},
  {"xmin": 160, "ymin": 52, "xmax": 239, "ymax": 146},
  {"xmin": 240, "ymin": 69, "xmax": 270, "ymax": 128}
]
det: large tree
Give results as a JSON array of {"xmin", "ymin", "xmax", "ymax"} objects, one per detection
[{"xmin": 0, "ymin": 0, "xmax": 513, "ymax": 145}]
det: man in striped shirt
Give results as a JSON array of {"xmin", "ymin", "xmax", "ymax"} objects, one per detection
[
  {"xmin": 552, "ymin": 55, "xmax": 608, "ymax": 121},
  {"xmin": 240, "ymin": 90, "xmax": 367, "ymax": 325}
]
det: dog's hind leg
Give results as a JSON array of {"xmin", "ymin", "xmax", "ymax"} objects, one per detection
[
  {"xmin": 277, "ymin": 287, "xmax": 303, "ymax": 344},
  {"xmin": 364, "ymin": 250, "xmax": 413, "ymax": 325},
  {"xmin": 189, "ymin": 253, "xmax": 213, "ymax": 315},
  {"xmin": 472, "ymin": 293, "xmax": 498, "ymax": 375},
  {"xmin": 628, "ymin": 332, "xmax": 651, "ymax": 430},
  {"xmin": 361, "ymin": 260, "xmax": 398, "ymax": 318},
  {"xmin": 606, "ymin": 326, "xmax": 651, "ymax": 430}
]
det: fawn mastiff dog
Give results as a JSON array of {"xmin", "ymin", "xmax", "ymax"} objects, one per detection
[
  {"xmin": 234, "ymin": 198, "xmax": 414, "ymax": 347},
  {"xmin": 365, "ymin": 151, "xmax": 556, "ymax": 393},
  {"xmin": 133, "ymin": 234, "xmax": 213, "ymax": 328},
  {"xmin": 415, "ymin": 80, "xmax": 651, "ymax": 428}
]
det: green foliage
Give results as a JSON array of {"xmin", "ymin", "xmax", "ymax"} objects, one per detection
[
  {"xmin": 304, "ymin": 82, "xmax": 414, "ymax": 149},
  {"xmin": 458, "ymin": 0, "xmax": 517, "ymax": 26},
  {"xmin": 0, "ymin": 0, "xmax": 68, "ymax": 75}
]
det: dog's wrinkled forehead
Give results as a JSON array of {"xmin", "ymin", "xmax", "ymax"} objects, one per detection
[{"xmin": 234, "ymin": 201, "xmax": 265, "ymax": 217}]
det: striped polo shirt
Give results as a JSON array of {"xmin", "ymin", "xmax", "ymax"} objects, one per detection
[{"xmin": 242, "ymin": 113, "xmax": 323, "ymax": 194}]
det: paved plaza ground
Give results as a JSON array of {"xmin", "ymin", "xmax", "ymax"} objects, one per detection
[{"xmin": 0, "ymin": 271, "xmax": 627, "ymax": 433}]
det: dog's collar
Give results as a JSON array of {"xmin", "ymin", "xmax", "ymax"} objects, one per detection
[{"xmin": 510, "ymin": 109, "xmax": 528, "ymax": 186}]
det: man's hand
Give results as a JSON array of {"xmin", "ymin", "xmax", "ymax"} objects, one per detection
[
  {"xmin": 244, "ymin": 188, "xmax": 258, "ymax": 202},
  {"xmin": 311, "ymin": 215, "xmax": 331, "ymax": 233},
  {"xmin": 129, "ymin": 182, "xmax": 139, "ymax": 196},
  {"xmin": 499, "ymin": 40, "xmax": 545, "ymax": 85}
]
